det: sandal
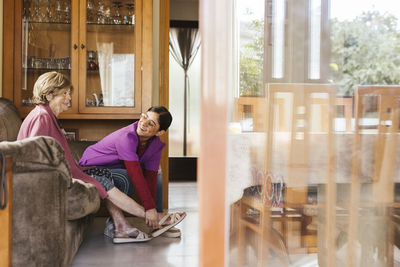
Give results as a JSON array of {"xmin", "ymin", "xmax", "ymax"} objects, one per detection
[
  {"xmin": 113, "ymin": 228, "xmax": 152, "ymax": 243},
  {"xmin": 151, "ymin": 212, "xmax": 186, "ymax": 238},
  {"xmin": 161, "ymin": 227, "xmax": 181, "ymax": 238},
  {"xmin": 104, "ymin": 217, "xmax": 115, "ymax": 238}
]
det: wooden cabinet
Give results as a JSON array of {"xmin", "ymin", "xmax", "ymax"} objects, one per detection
[{"xmin": 3, "ymin": 0, "xmax": 153, "ymax": 119}]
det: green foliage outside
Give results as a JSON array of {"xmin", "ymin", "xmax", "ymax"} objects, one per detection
[
  {"xmin": 239, "ymin": 19, "xmax": 264, "ymax": 96},
  {"xmin": 239, "ymin": 11, "xmax": 400, "ymax": 96},
  {"xmin": 330, "ymin": 11, "xmax": 400, "ymax": 96}
]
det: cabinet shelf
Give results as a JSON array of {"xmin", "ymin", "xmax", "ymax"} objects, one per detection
[
  {"xmin": 24, "ymin": 21, "xmax": 71, "ymax": 31},
  {"xmin": 87, "ymin": 69, "xmax": 99, "ymax": 74},
  {"xmin": 23, "ymin": 68, "xmax": 71, "ymax": 72},
  {"xmin": 87, "ymin": 23, "xmax": 134, "ymax": 33},
  {"xmin": 24, "ymin": 21, "xmax": 134, "ymax": 33}
]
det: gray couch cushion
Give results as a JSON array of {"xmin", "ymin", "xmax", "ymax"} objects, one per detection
[
  {"xmin": 0, "ymin": 136, "xmax": 72, "ymax": 187},
  {"xmin": 0, "ymin": 98, "xmax": 22, "ymax": 141},
  {"xmin": 67, "ymin": 178, "xmax": 100, "ymax": 220}
]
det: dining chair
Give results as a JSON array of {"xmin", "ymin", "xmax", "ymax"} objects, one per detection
[
  {"xmin": 237, "ymin": 83, "xmax": 337, "ymax": 266},
  {"xmin": 346, "ymin": 86, "xmax": 400, "ymax": 267}
]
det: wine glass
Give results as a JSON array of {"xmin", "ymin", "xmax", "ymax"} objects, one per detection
[
  {"xmin": 126, "ymin": 3, "xmax": 135, "ymax": 25},
  {"xmin": 55, "ymin": 1, "xmax": 63, "ymax": 23},
  {"xmin": 87, "ymin": 0, "xmax": 97, "ymax": 24},
  {"xmin": 63, "ymin": 0, "xmax": 71, "ymax": 23},
  {"xmin": 112, "ymin": 1, "xmax": 122, "ymax": 25}
]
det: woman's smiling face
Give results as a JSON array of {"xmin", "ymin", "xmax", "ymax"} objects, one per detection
[
  {"xmin": 48, "ymin": 88, "xmax": 71, "ymax": 117},
  {"xmin": 136, "ymin": 111, "xmax": 161, "ymax": 138}
]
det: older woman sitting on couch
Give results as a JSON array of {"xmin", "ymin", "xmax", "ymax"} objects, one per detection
[{"xmin": 17, "ymin": 71, "xmax": 185, "ymax": 243}]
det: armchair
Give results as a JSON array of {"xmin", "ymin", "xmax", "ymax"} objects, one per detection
[{"xmin": 0, "ymin": 98, "xmax": 100, "ymax": 267}]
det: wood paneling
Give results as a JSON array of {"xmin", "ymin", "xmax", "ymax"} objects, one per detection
[
  {"xmin": 141, "ymin": 0, "xmax": 152, "ymax": 111},
  {"xmin": 159, "ymin": 0, "xmax": 170, "ymax": 210},
  {"xmin": 0, "ymin": 156, "xmax": 13, "ymax": 267},
  {"xmin": 60, "ymin": 119, "xmax": 135, "ymax": 141},
  {"xmin": 2, "ymin": 0, "xmax": 14, "ymax": 101}
]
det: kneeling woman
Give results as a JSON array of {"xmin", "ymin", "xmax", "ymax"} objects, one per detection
[
  {"xmin": 17, "ymin": 72, "xmax": 184, "ymax": 243},
  {"xmin": 79, "ymin": 106, "xmax": 185, "ymax": 238}
]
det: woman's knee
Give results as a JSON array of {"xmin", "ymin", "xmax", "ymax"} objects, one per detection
[{"xmin": 109, "ymin": 169, "xmax": 134, "ymax": 196}]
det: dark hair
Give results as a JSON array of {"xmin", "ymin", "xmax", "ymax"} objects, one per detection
[{"xmin": 147, "ymin": 106, "xmax": 172, "ymax": 131}]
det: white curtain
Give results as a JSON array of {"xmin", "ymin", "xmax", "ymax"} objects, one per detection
[{"xmin": 97, "ymin": 42, "xmax": 113, "ymax": 106}]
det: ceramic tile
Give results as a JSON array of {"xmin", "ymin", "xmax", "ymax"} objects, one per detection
[{"xmin": 71, "ymin": 182, "xmax": 198, "ymax": 267}]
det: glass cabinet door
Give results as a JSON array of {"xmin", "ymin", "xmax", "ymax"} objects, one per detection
[
  {"xmin": 17, "ymin": 0, "xmax": 78, "ymax": 115},
  {"xmin": 79, "ymin": 0, "xmax": 141, "ymax": 114}
]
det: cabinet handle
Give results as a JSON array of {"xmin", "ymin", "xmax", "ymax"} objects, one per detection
[
  {"xmin": 73, "ymin": 44, "xmax": 78, "ymax": 50},
  {"xmin": 81, "ymin": 44, "xmax": 85, "ymax": 49}
]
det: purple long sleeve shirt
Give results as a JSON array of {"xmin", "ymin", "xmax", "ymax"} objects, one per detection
[{"xmin": 79, "ymin": 121, "xmax": 165, "ymax": 172}]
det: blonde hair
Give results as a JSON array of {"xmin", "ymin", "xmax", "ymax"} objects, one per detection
[{"xmin": 32, "ymin": 71, "xmax": 73, "ymax": 105}]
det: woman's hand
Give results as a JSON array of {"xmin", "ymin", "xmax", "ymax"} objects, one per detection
[{"xmin": 145, "ymin": 208, "xmax": 159, "ymax": 228}]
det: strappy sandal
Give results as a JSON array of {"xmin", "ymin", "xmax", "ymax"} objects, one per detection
[
  {"xmin": 151, "ymin": 212, "xmax": 186, "ymax": 238},
  {"xmin": 161, "ymin": 227, "xmax": 181, "ymax": 238},
  {"xmin": 113, "ymin": 228, "xmax": 152, "ymax": 243}
]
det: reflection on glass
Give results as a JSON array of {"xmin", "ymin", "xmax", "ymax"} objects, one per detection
[
  {"xmin": 330, "ymin": 0, "xmax": 400, "ymax": 96},
  {"xmin": 309, "ymin": 0, "xmax": 321, "ymax": 80},
  {"xmin": 237, "ymin": 0, "xmax": 265, "ymax": 97},
  {"xmin": 86, "ymin": 0, "xmax": 135, "ymax": 107},
  {"xmin": 23, "ymin": 0, "xmax": 71, "ymax": 23},
  {"xmin": 126, "ymin": 3, "xmax": 135, "ymax": 25},
  {"xmin": 228, "ymin": 0, "xmax": 400, "ymax": 266},
  {"xmin": 272, "ymin": 0, "xmax": 285, "ymax": 79},
  {"xmin": 112, "ymin": 1, "xmax": 123, "ymax": 25},
  {"xmin": 21, "ymin": 0, "xmax": 71, "ymax": 106},
  {"xmin": 87, "ymin": 0, "xmax": 97, "ymax": 24}
]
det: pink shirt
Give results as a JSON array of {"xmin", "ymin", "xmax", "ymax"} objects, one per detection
[{"xmin": 17, "ymin": 104, "xmax": 108, "ymax": 199}]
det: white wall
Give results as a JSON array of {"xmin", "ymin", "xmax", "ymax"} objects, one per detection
[{"xmin": 169, "ymin": 0, "xmax": 201, "ymax": 156}]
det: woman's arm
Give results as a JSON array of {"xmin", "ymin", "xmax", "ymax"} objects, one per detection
[
  {"xmin": 143, "ymin": 169, "xmax": 158, "ymax": 200},
  {"xmin": 124, "ymin": 160, "xmax": 156, "ymax": 211}
]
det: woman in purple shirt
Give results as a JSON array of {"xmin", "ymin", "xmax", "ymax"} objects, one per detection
[{"xmin": 80, "ymin": 106, "xmax": 185, "ymax": 239}]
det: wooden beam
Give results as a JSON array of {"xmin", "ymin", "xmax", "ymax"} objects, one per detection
[
  {"xmin": 2, "ymin": 0, "xmax": 14, "ymax": 101},
  {"xmin": 159, "ymin": 0, "xmax": 170, "ymax": 210},
  {"xmin": 199, "ymin": 1, "xmax": 231, "ymax": 266},
  {"xmin": 0, "ymin": 156, "xmax": 13, "ymax": 267},
  {"xmin": 142, "ymin": 0, "xmax": 153, "ymax": 111}
]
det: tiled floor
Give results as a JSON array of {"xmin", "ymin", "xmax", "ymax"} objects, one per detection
[
  {"xmin": 71, "ymin": 181, "xmax": 400, "ymax": 267},
  {"xmin": 71, "ymin": 182, "xmax": 199, "ymax": 267}
]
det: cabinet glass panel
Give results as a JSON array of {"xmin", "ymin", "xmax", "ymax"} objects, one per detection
[
  {"xmin": 85, "ymin": 0, "xmax": 136, "ymax": 108},
  {"xmin": 21, "ymin": 0, "xmax": 72, "ymax": 106}
]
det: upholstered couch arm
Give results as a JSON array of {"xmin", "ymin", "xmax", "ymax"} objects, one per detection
[
  {"xmin": 0, "ymin": 136, "xmax": 72, "ymax": 186},
  {"xmin": 0, "ymin": 136, "xmax": 100, "ymax": 220},
  {"xmin": 67, "ymin": 178, "xmax": 100, "ymax": 220},
  {"xmin": 0, "ymin": 136, "xmax": 72, "ymax": 267}
]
